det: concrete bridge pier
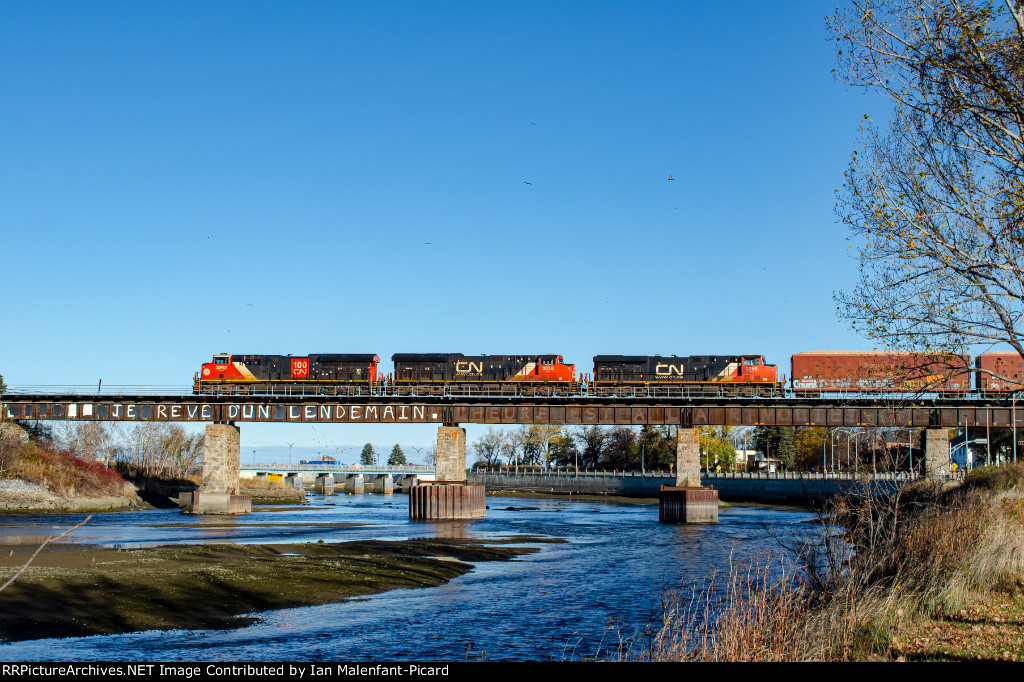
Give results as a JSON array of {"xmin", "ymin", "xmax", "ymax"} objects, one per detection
[
  {"xmin": 285, "ymin": 474, "xmax": 303, "ymax": 490},
  {"xmin": 394, "ymin": 474, "xmax": 418, "ymax": 492},
  {"xmin": 314, "ymin": 474, "xmax": 335, "ymax": 494},
  {"xmin": 410, "ymin": 425, "xmax": 486, "ymax": 520},
  {"xmin": 372, "ymin": 474, "xmax": 394, "ymax": 494},
  {"xmin": 342, "ymin": 474, "xmax": 364, "ymax": 494},
  {"xmin": 659, "ymin": 427, "xmax": 718, "ymax": 523},
  {"xmin": 923, "ymin": 428, "xmax": 952, "ymax": 477},
  {"xmin": 184, "ymin": 423, "xmax": 252, "ymax": 514}
]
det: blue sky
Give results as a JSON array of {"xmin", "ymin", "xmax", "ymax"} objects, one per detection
[{"xmin": 0, "ymin": 2, "xmax": 887, "ymax": 462}]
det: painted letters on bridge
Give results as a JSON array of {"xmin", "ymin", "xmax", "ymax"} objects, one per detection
[
  {"xmin": 3, "ymin": 402, "xmax": 441, "ymax": 423},
  {"xmin": 1, "ymin": 401, "xmax": 1015, "ymax": 427}
]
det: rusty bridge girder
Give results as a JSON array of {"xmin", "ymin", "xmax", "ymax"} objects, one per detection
[{"xmin": 3, "ymin": 395, "xmax": 1022, "ymax": 427}]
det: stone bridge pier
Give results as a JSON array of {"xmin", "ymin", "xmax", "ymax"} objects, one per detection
[
  {"xmin": 183, "ymin": 423, "xmax": 252, "ymax": 514},
  {"xmin": 923, "ymin": 428, "xmax": 952, "ymax": 477},
  {"xmin": 409, "ymin": 424, "xmax": 485, "ymax": 520},
  {"xmin": 659, "ymin": 427, "xmax": 718, "ymax": 523}
]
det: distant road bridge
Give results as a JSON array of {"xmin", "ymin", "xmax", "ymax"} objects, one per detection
[{"xmin": 239, "ymin": 462, "xmax": 433, "ymax": 476}]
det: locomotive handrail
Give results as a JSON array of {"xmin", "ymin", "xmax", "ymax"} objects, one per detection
[
  {"xmin": 6, "ymin": 384, "xmax": 1021, "ymax": 404},
  {"xmin": 4, "ymin": 385, "xmax": 195, "ymax": 396}
]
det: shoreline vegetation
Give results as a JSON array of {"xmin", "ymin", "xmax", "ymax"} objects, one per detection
[{"xmin": 609, "ymin": 463, "xmax": 1024, "ymax": 662}]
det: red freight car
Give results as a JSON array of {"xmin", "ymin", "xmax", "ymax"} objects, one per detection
[
  {"xmin": 791, "ymin": 351, "xmax": 970, "ymax": 392},
  {"xmin": 975, "ymin": 352, "xmax": 1024, "ymax": 391}
]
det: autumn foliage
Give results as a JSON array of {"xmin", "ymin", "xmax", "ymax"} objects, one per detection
[{"xmin": 3, "ymin": 440, "xmax": 128, "ymax": 498}]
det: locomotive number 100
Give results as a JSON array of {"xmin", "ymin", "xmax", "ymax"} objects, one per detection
[{"xmin": 291, "ymin": 358, "xmax": 310, "ymax": 378}]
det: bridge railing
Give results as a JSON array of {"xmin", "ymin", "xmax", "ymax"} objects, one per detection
[
  {"xmin": 471, "ymin": 467, "xmax": 925, "ymax": 481},
  {"xmin": 3, "ymin": 385, "xmax": 194, "ymax": 396},
  {"xmin": 240, "ymin": 463, "xmax": 434, "ymax": 473}
]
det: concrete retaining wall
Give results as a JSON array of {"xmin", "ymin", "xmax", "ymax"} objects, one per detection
[{"xmin": 467, "ymin": 470, "xmax": 916, "ymax": 503}]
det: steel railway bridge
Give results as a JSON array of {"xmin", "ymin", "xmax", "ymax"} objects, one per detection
[{"xmin": 3, "ymin": 385, "xmax": 1022, "ymax": 428}]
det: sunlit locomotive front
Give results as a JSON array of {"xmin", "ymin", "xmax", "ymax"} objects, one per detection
[
  {"xmin": 590, "ymin": 354, "xmax": 781, "ymax": 397},
  {"xmin": 193, "ymin": 353, "xmax": 380, "ymax": 395},
  {"xmin": 391, "ymin": 353, "xmax": 576, "ymax": 396}
]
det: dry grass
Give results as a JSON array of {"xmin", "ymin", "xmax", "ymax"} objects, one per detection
[{"xmin": 612, "ymin": 468, "xmax": 1024, "ymax": 662}]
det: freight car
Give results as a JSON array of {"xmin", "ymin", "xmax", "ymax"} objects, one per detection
[
  {"xmin": 790, "ymin": 351, "xmax": 971, "ymax": 393},
  {"xmin": 590, "ymin": 354, "xmax": 781, "ymax": 397},
  {"xmin": 193, "ymin": 353, "xmax": 380, "ymax": 395},
  {"xmin": 391, "ymin": 353, "xmax": 576, "ymax": 396},
  {"xmin": 975, "ymin": 352, "xmax": 1024, "ymax": 391}
]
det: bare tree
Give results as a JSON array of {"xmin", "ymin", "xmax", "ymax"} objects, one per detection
[
  {"xmin": 110, "ymin": 423, "xmax": 202, "ymax": 479},
  {"xmin": 472, "ymin": 427, "xmax": 506, "ymax": 467},
  {"xmin": 830, "ymin": 0, "xmax": 1024, "ymax": 377},
  {"xmin": 52, "ymin": 422, "xmax": 115, "ymax": 463}
]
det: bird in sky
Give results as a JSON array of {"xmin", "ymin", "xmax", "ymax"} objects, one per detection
[
  {"xmin": 523, "ymin": 181, "xmax": 532, "ymax": 185},
  {"xmin": 668, "ymin": 173, "xmax": 674, "ymax": 181}
]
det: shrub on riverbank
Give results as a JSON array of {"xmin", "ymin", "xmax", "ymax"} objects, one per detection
[
  {"xmin": 0, "ymin": 440, "xmax": 128, "ymax": 498},
  {"xmin": 632, "ymin": 467, "xmax": 1024, "ymax": 661}
]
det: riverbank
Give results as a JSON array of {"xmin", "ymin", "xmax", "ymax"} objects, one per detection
[
  {"xmin": 635, "ymin": 464, "xmax": 1024, "ymax": 662},
  {"xmin": 0, "ymin": 479, "xmax": 145, "ymax": 513},
  {"xmin": 0, "ymin": 537, "xmax": 549, "ymax": 642}
]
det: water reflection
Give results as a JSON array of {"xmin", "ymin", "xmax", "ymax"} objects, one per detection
[{"xmin": 0, "ymin": 495, "xmax": 814, "ymax": 662}]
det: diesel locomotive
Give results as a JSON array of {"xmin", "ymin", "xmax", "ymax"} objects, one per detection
[
  {"xmin": 194, "ymin": 353, "xmax": 380, "ymax": 395},
  {"xmin": 192, "ymin": 351, "xmax": 781, "ymax": 396}
]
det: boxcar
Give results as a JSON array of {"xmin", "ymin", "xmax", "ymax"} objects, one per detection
[
  {"xmin": 975, "ymin": 352, "xmax": 1024, "ymax": 391},
  {"xmin": 791, "ymin": 351, "xmax": 970, "ymax": 392}
]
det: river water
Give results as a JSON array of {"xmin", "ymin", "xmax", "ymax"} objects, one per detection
[{"xmin": 0, "ymin": 495, "xmax": 815, "ymax": 662}]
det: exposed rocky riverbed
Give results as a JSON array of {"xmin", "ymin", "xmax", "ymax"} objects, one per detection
[{"xmin": 0, "ymin": 538, "xmax": 545, "ymax": 642}]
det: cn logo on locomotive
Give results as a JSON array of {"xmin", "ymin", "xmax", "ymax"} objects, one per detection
[{"xmin": 291, "ymin": 358, "xmax": 310, "ymax": 378}]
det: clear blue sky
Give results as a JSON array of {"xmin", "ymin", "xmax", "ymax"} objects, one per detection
[{"xmin": 0, "ymin": 2, "xmax": 886, "ymax": 462}]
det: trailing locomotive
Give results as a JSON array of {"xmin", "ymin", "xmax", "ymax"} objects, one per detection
[
  {"xmin": 590, "ymin": 354, "xmax": 779, "ymax": 396},
  {"xmin": 391, "ymin": 353, "xmax": 576, "ymax": 396}
]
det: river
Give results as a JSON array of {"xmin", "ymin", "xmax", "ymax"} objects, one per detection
[{"xmin": 0, "ymin": 494, "xmax": 815, "ymax": 662}]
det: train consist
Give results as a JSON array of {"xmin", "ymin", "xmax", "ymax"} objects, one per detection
[{"xmin": 192, "ymin": 350, "xmax": 1024, "ymax": 396}]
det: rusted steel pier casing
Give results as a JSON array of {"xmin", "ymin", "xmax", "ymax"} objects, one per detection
[
  {"xmin": 659, "ymin": 485, "xmax": 719, "ymax": 524},
  {"xmin": 409, "ymin": 481, "xmax": 486, "ymax": 520}
]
